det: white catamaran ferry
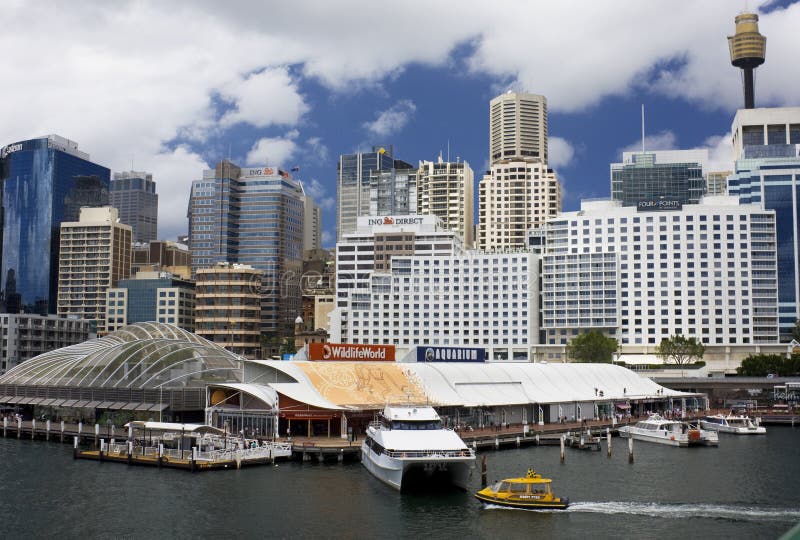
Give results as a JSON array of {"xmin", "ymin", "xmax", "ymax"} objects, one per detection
[
  {"xmin": 618, "ymin": 414, "xmax": 718, "ymax": 447},
  {"xmin": 361, "ymin": 406, "xmax": 475, "ymax": 491},
  {"xmin": 700, "ymin": 413, "xmax": 766, "ymax": 434}
]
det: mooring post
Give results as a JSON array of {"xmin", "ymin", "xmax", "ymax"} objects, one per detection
[
  {"xmin": 73, "ymin": 436, "xmax": 79, "ymax": 459},
  {"xmin": 494, "ymin": 437, "xmax": 499, "ymax": 449},
  {"xmin": 3, "ymin": 416, "xmax": 7, "ymax": 436},
  {"xmin": 17, "ymin": 417, "xmax": 21, "ymax": 438},
  {"xmin": 31, "ymin": 418, "xmax": 36, "ymax": 440},
  {"xmin": 560, "ymin": 435, "xmax": 565, "ymax": 463},
  {"xmin": 158, "ymin": 443, "xmax": 164, "ymax": 468},
  {"xmin": 127, "ymin": 441, "xmax": 133, "ymax": 465},
  {"xmin": 628, "ymin": 436, "xmax": 634, "ymax": 463},
  {"xmin": 46, "ymin": 419, "xmax": 51, "ymax": 441},
  {"xmin": 606, "ymin": 428, "xmax": 612, "ymax": 457},
  {"xmin": 535, "ymin": 434, "xmax": 540, "ymax": 446},
  {"xmin": 94, "ymin": 424, "xmax": 99, "ymax": 448},
  {"xmin": 481, "ymin": 454, "xmax": 488, "ymax": 488},
  {"xmin": 99, "ymin": 439, "xmax": 105, "ymax": 462},
  {"xmin": 515, "ymin": 436, "xmax": 520, "ymax": 448},
  {"xmin": 60, "ymin": 420, "xmax": 65, "ymax": 442},
  {"xmin": 191, "ymin": 446, "xmax": 197, "ymax": 472}
]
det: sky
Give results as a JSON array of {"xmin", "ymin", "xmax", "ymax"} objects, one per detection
[{"xmin": 1, "ymin": 0, "xmax": 799, "ymax": 248}]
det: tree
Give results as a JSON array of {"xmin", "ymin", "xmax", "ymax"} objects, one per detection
[
  {"xmin": 792, "ymin": 319, "xmax": 800, "ymax": 343},
  {"xmin": 565, "ymin": 330, "xmax": 618, "ymax": 363},
  {"xmin": 737, "ymin": 353, "xmax": 800, "ymax": 377},
  {"xmin": 656, "ymin": 335, "xmax": 705, "ymax": 366}
]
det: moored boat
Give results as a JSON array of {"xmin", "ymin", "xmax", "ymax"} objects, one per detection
[
  {"xmin": 361, "ymin": 405, "xmax": 475, "ymax": 491},
  {"xmin": 700, "ymin": 413, "xmax": 766, "ymax": 434},
  {"xmin": 617, "ymin": 414, "xmax": 718, "ymax": 447},
  {"xmin": 475, "ymin": 469, "xmax": 569, "ymax": 510}
]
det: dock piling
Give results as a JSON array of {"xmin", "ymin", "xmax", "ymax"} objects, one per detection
[
  {"xmin": 94, "ymin": 424, "xmax": 99, "ymax": 448},
  {"xmin": 515, "ymin": 436, "xmax": 520, "ymax": 447},
  {"xmin": 17, "ymin": 418, "xmax": 21, "ymax": 438},
  {"xmin": 60, "ymin": 421, "xmax": 65, "ymax": 442},
  {"xmin": 560, "ymin": 435, "xmax": 565, "ymax": 463},
  {"xmin": 73, "ymin": 436, "xmax": 79, "ymax": 459},
  {"xmin": 481, "ymin": 455, "xmax": 487, "ymax": 487},
  {"xmin": 535, "ymin": 434, "xmax": 540, "ymax": 446},
  {"xmin": 31, "ymin": 419, "xmax": 36, "ymax": 440},
  {"xmin": 46, "ymin": 419, "xmax": 51, "ymax": 440},
  {"xmin": 3, "ymin": 416, "xmax": 7, "ymax": 436},
  {"xmin": 606, "ymin": 428, "xmax": 612, "ymax": 457},
  {"xmin": 627, "ymin": 437, "xmax": 634, "ymax": 463}
]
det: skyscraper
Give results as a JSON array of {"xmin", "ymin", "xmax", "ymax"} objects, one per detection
[
  {"xmin": 188, "ymin": 161, "xmax": 305, "ymax": 337},
  {"xmin": 110, "ymin": 171, "xmax": 158, "ymax": 243},
  {"xmin": 301, "ymin": 186, "xmax": 322, "ymax": 252},
  {"xmin": 478, "ymin": 160, "xmax": 561, "ymax": 251},
  {"xmin": 1, "ymin": 135, "xmax": 110, "ymax": 315},
  {"xmin": 417, "ymin": 157, "xmax": 475, "ymax": 248},
  {"xmin": 727, "ymin": 107, "xmax": 800, "ymax": 340},
  {"xmin": 336, "ymin": 146, "xmax": 416, "ymax": 241},
  {"xmin": 490, "ymin": 92, "xmax": 548, "ymax": 165},
  {"xmin": 57, "ymin": 206, "xmax": 132, "ymax": 333},
  {"xmin": 610, "ymin": 150, "xmax": 707, "ymax": 207}
]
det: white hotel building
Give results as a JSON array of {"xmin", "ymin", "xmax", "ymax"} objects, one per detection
[
  {"xmin": 331, "ymin": 252, "xmax": 539, "ymax": 361},
  {"xmin": 539, "ymin": 196, "xmax": 779, "ymax": 353}
]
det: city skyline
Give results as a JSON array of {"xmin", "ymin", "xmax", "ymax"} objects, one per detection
[{"xmin": 0, "ymin": 2, "xmax": 798, "ymax": 246}]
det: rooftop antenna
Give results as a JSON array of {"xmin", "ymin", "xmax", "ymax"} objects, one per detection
[
  {"xmin": 641, "ymin": 104, "xmax": 646, "ymax": 154},
  {"xmin": 447, "ymin": 139, "xmax": 450, "ymax": 162}
]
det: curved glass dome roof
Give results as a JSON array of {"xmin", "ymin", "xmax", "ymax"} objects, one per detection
[{"xmin": 0, "ymin": 322, "xmax": 243, "ymax": 389}]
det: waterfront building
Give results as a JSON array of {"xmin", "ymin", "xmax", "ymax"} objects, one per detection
[
  {"xmin": 0, "ymin": 313, "xmax": 91, "ymax": 374},
  {"xmin": 333, "ymin": 214, "xmax": 464, "ymax": 310},
  {"xmin": 610, "ymin": 150, "xmax": 707, "ymax": 208},
  {"xmin": 0, "ymin": 135, "xmax": 110, "ymax": 315},
  {"xmin": 539, "ymin": 196, "xmax": 779, "ymax": 351},
  {"xmin": 490, "ymin": 92, "xmax": 548, "ymax": 165},
  {"xmin": 56, "ymin": 207, "xmax": 132, "ymax": 333},
  {"xmin": 188, "ymin": 161, "xmax": 305, "ymax": 337},
  {"xmin": 195, "ymin": 263, "xmax": 263, "ymax": 358},
  {"xmin": 336, "ymin": 147, "xmax": 416, "ymax": 241},
  {"xmin": 131, "ymin": 240, "xmax": 191, "ymax": 279},
  {"xmin": 105, "ymin": 271, "xmax": 195, "ymax": 334},
  {"xmin": 330, "ymin": 251, "xmax": 538, "ymax": 361},
  {"xmin": 417, "ymin": 157, "xmax": 475, "ymax": 248},
  {"xmin": 477, "ymin": 159, "xmax": 561, "ymax": 251},
  {"xmin": 727, "ymin": 107, "xmax": 800, "ymax": 340},
  {"xmin": 110, "ymin": 171, "xmax": 158, "ymax": 243}
]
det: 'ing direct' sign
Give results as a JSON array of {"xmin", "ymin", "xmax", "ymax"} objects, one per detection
[{"xmin": 308, "ymin": 343, "xmax": 395, "ymax": 361}]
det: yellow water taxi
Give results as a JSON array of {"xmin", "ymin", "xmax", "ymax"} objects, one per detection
[{"xmin": 475, "ymin": 469, "xmax": 569, "ymax": 510}]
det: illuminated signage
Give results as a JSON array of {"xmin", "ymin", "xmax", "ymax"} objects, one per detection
[
  {"xmin": 245, "ymin": 167, "xmax": 275, "ymax": 177},
  {"xmin": 636, "ymin": 199, "xmax": 682, "ymax": 212},
  {"xmin": 308, "ymin": 343, "xmax": 395, "ymax": 361},
  {"xmin": 367, "ymin": 216, "xmax": 425, "ymax": 226},
  {"xmin": 416, "ymin": 346, "xmax": 486, "ymax": 363}
]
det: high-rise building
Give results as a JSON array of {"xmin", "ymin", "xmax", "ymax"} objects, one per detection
[
  {"xmin": 610, "ymin": 151, "xmax": 706, "ymax": 208},
  {"xmin": 57, "ymin": 207, "xmax": 132, "ymax": 333},
  {"xmin": 539, "ymin": 197, "xmax": 778, "ymax": 348},
  {"xmin": 490, "ymin": 92, "xmax": 548, "ymax": 165},
  {"xmin": 706, "ymin": 171, "xmax": 731, "ymax": 196},
  {"xmin": 110, "ymin": 171, "xmax": 158, "ymax": 243},
  {"xmin": 301, "ymin": 187, "xmax": 322, "ymax": 252},
  {"xmin": 417, "ymin": 157, "xmax": 475, "ymax": 248},
  {"xmin": 0, "ymin": 135, "xmax": 110, "ymax": 315},
  {"xmin": 336, "ymin": 146, "xmax": 416, "ymax": 241},
  {"xmin": 188, "ymin": 161, "xmax": 305, "ymax": 337},
  {"xmin": 105, "ymin": 271, "xmax": 195, "ymax": 334},
  {"xmin": 477, "ymin": 160, "xmax": 561, "ymax": 251},
  {"xmin": 131, "ymin": 240, "xmax": 191, "ymax": 278},
  {"xmin": 195, "ymin": 263, "xmax": 263, "ymax": 358},
  {"xmin": 727, "ymin": 107, "xmax": 800, "ymax": 340}
]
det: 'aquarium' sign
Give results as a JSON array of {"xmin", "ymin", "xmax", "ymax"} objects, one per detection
[
  {"xmin": 308, "ymin": 343, "xmax": 395, "ymax": 361},
  {"xmin": 636, "ymin": 199, "xmax": 682, "ymax": 212},
  {"xmin": 417, "ymin": 346, "xmax": 486, "ymax": 363}
]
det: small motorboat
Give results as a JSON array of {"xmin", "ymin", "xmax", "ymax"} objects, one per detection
[{"xmin": 475, "ymin": 469, "xmax": 569, "ymax": 510}]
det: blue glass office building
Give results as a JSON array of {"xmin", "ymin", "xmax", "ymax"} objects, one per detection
[
  {"xmin": 728, "ymin": 146, "xmax": 800, "ymax": 340},
  {"xmin": 0, "ymin": 136, "xmax": 110, "ymax": 314}
]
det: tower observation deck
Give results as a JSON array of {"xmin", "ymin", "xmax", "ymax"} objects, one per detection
[{"xmin": 727, "ymin": 12, "xmax": 766, "ymax": 109}]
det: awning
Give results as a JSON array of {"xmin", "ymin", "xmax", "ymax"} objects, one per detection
[
  {"xmin": 96, "ymin": 401, "xmax": 114, "ymax": 409},
  {"xmin": 148, "ymin": 403, "xmax": 169, "ymax": 412},
  {"xmin": 61, "ymin": 400, "xmax": 78, "ymax": 407},
  {"xmin": 39, "ymin": 399, "xmax": 57, "ymax": 406},
  {"xmin": 73, "ymin": 400, "xmax": 90, "ymax": 408},
  {"xmin": 48, "ymin": 399, "xmax": 66, "ymax": 407},
  {"xmin": 0, "ymin": 396, "xmax": 14, "ymax": 403},
  {"xmin": 120, "ymin": 402, "xmax": 141, "ymax": 410},
  {"xmin": 615, "ymin": 403, "xmax": 631, "ymax": 409},
  {"xmin": 17, "ymin": 397, "xmax": 35, "ymax": 404},
  {"xmin": 85, "ymin": 401, "xmax": 102, "ymax": 409},
  {"xmin": 109, "ymin": 402, "xmax": 128, "ymax": 409},
  {"xmin": 135, "ymin": 403, "xmax": 154, "ymax": 411}
]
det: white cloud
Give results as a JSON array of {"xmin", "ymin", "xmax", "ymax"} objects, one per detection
[
  {"xmin": 548, "ymin": 137, "xmax": 576, "ymax": 169},
  {"xmin": 246, "ymin": 131, "xmax": 299, "ymax": 166},
  {"xmin": 321, "ymin": 230, "xmax": 334, "ymax": 248},
  {"xmin": 621, "ymin": 130, "xmax": 678, "ymax": 156},
  {"xmin": 363, "ymin": 100, "xmax": 416, "ymax": 137},
  {"xmin": 220, "ymin": 67, "xmax": 309, "ymax": 128},
  {"xmin": 703, "ymin": 134, "xmax": 734, "ymax": 173},
  {"xmin": 303, "ymin": 178, "xmax": 335, "ymax": 211}
]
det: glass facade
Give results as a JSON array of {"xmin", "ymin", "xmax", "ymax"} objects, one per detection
[
  {"xmin": 110, "ymin": 172, "xmax": 158, "ymax": 243},
  {"xmin": 188, "ymin": 163, "xmax": 304, "ymax": 336},
  {"xmin": 0, "ymin": 137, "xmax": 110, "ymax": 315},
  {"xmin": 611, "ymin": 153, "xmax": 704, "ymax": 207},
  {"xmin": 729, "ymin": 154, "xmax": 800, "ymax": 340},
  {"xmin": 336, "ymin": 147, "xmax": 397, "ymax": 241}
]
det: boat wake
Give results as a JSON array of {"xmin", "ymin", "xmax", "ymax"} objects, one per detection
[{"xmin": 566, "ymin": 501, "xmax": 800, "ymax": 523}]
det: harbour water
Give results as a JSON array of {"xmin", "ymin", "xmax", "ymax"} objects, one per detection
[{"xmin": 1, "ymin": 427, "xmax": 799, "ymax": 539}]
